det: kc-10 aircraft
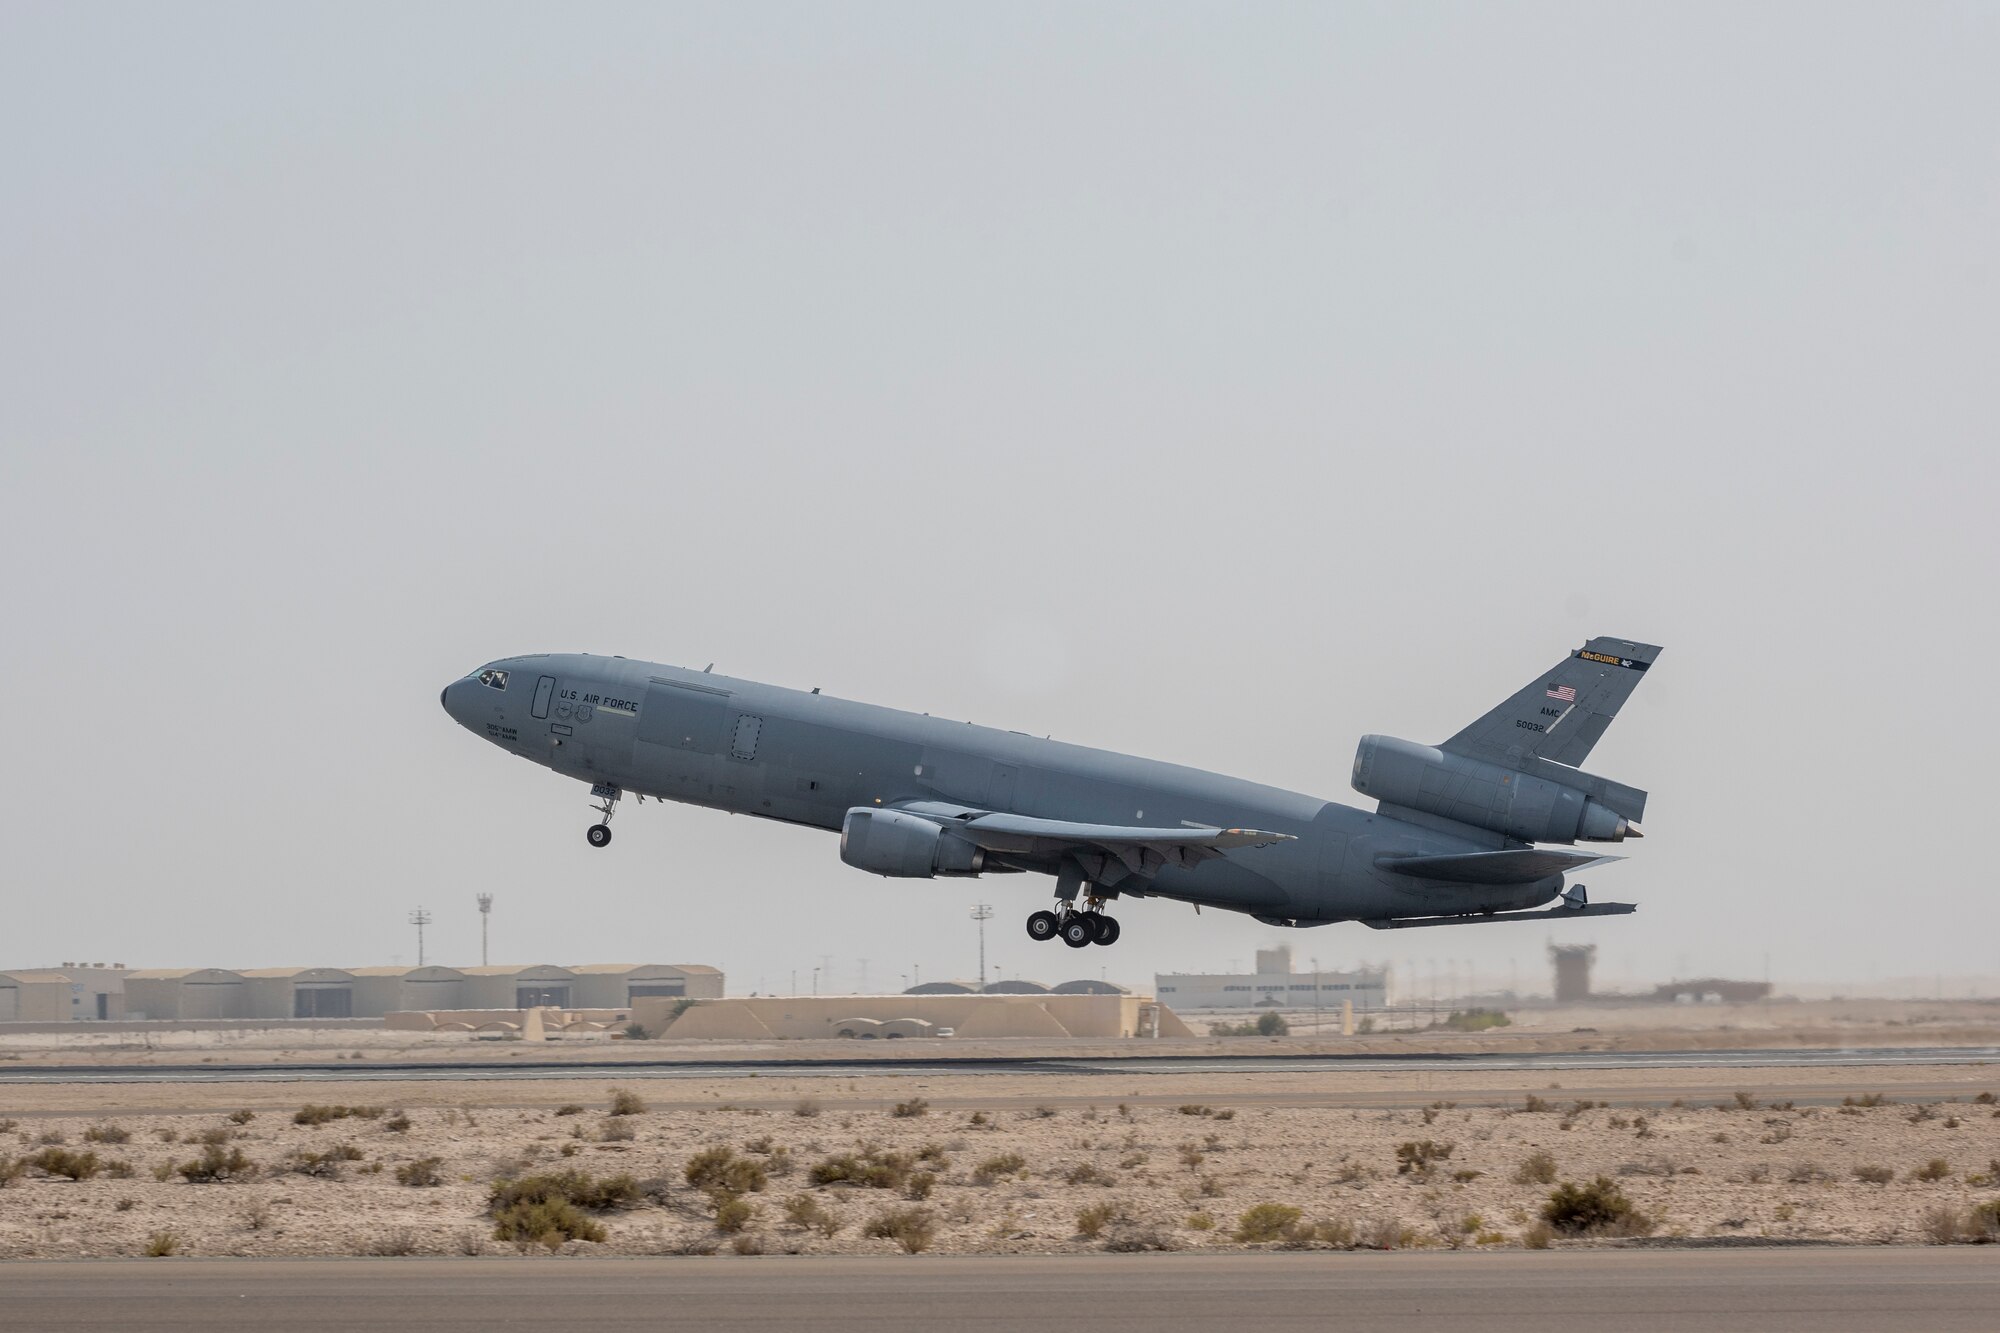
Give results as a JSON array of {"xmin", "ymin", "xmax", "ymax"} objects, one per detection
[{"xmin": 441, "ymin": 638, "xmax": 1659, "ymax": 946}]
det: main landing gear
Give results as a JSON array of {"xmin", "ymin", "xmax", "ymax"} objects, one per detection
[
  {"xmin": 586, "ymin": 783, "xmax": 621, "ymax": 848},
  {"xmin": 1027, "ymin": 861, "xmax": 1121, "ymax": 946},
  {"xmin": 1026, "ymin": 905, "xmax": 1120, "ymax": 948}
]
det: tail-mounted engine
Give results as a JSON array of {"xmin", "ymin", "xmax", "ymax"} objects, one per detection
[
  {"xmin": 840, "ymin": 808, "xmax": 986, "ymax": 877},
  {"xmin": 1351, "ymin": 735, "xmax": 1644, "ymax": 844}
]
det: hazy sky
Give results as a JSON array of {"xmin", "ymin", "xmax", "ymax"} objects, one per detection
[{"xmin": 4, "ymin": 3, "xmax": 1995, "ymax": 997}]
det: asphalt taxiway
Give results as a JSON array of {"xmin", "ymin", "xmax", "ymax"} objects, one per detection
[{"xmin": 6, "ymin": 1251, "xmax": 1996, "ymax": 1332}]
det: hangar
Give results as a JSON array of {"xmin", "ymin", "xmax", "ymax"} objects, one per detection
[
  {"xmin": 240, "ymin": 967, "xmax": 361, "ymax": 1019},
  {"xmin": 570, "ymin": 964, "xmax": 724, "ymax": 1007},
  {"xmin": 124, "ymin": 969, "xmax": 249, "ymax": 1020},
  {"xmin": 0, "ymin": 970, "xmax": 78, "ymax": 1022}
]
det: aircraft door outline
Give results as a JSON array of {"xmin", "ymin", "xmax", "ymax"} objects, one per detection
[{"xmin": 531, "ymin": 675, "xmax": 556, "ymax": 720}]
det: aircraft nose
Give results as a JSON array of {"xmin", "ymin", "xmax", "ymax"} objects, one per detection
[{"xmin": 440, "ymin": 677, "xmax": 478, "ymax": 728}]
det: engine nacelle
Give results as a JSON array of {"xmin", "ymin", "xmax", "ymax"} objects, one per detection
[
  {"xmin": 839, "ymin": 808, "xmax": 986, "ymax": 877},
  {"xmin": 1351, "ymin": 735, "xmax": 1637, "ymax": 844}
]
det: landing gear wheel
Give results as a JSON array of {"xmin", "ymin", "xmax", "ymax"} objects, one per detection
[
  {"xmin": 586, "ymin": 823, "xmax": 612, "ymax": 848},
  {"xmin": 1059, "ymin": 916, "xmax": 1095, "ymax": 948},
  {"xmin": 1091, "ymin": 914, "xmax": 1120, "ymax": 946},
  {"xmin": 1026, "ymin": 910, "xmax": 1060, "ymax": 943}
]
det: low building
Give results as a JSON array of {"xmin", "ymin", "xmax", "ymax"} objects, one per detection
[
  {"xmin": 0, "ymin": 965, "xmax": 129, "ymax": 1022},
  {"xmin": 1155, "ymin": 946, "xmax": 1387, "ymax": 1010},
  {"xmin": 240, "ymin": 967, "xmax": 361, "ymax": 1019},
  {"xmin": 569, "ymin": 963, "xmax": 725, "ymax": 1008},
  {"xmin": 633, "ymin": 992, "xmax": 1190, "ymax": 1040},
  {"xmin": 124, "ymin": 969, "xmax": 249, "ymax": 1020},
  {"xmin": 1653, "ymin": 978, "xmax": 1772, "ymax": 1004}
]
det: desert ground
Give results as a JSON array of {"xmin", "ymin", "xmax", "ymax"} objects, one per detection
[{"xmin": 3, "ymin": 1057, "xmax": 1997, "ymax": 1258}]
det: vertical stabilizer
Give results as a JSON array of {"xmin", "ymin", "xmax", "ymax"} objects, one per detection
[{"xmin": 1442, "ymin": 637, "xmax": 1661, "ymax": 769}]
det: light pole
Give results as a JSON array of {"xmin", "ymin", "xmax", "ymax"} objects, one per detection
[
  {"xmin": 475, "ymin": 893, "xmax": 493, "ymax": 967},
  {"xmin": 970, "ymin": 903, "xmax": 993, "ymax": 988},
  {"xmin": 408, "ymin": 908, "xmax": 432, "ymax": 968},
  {"xmin": 811, "ymin": 967, "xmax": 819, "ymax": 996}
]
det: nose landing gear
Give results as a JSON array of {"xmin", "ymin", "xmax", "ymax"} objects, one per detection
[{"xmin": 586, "ymin": 783, "xmax": 621, "ymax": 848}]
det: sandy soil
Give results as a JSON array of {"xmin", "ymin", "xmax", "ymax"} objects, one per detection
[{"xmin": 3, "ymin": 1066, "xmax": 1996, "ymax": 1258}]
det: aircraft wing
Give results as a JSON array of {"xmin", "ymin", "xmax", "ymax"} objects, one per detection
[
  {"xmin": 1375, "ymin": 848, "xmax": 1620, "ymax": 885},
  {"xmin": 895, "ymin": 802, "xmax": 1294, "ymax": 881}
]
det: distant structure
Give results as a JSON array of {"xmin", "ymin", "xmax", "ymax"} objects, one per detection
[
  {"xmin": 1549, "ymin": 944, "xmax": 1596, "ymax": 1002},
  {"xmin": 9, "ymin": 963, "xmax": 725, "ymax": 1023},
  {"xmin": 0, "ymin": 964, "xmax": 129, "ymax": 1022},
  {"xmin": 903, "ymin": 979, "xmax": 1132, "ymax": 997},
  {"xmin": 1155, "ymin": 945, "xmax": 1387, "ymax": 1010},
  {"xmin": 476, "ymin": 893, "xmax": 494, "ymax": 967},
  {"xmin": 1653, "ymin": 978, "xmax": 1772, "ymax": 1004}
]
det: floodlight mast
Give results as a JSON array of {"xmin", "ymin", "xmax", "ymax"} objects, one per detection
[
  {"xmin": 970, "ymin": 903, "xmax": 994, "ymax": 988},
  {"xmin": 476, "ymin": 893, "xmax": 494, "ymax": 966},
  {"xmin": 408, "ymin": 908, "xmax": 433, "ymax": 968}
]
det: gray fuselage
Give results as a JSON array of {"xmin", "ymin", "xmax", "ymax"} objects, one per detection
[{"xmin": 440, "ymin": 653, "xmax": 1564, "ymax": 924}]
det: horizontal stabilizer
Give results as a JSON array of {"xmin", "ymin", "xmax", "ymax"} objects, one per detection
[
  {"xmin": 1363, "ymin": 901, "xmax": 1638, "ymax": 930},
  {"xmin": 1375, "ymin": 848, "xmax": 1620, "ymax": 885}
]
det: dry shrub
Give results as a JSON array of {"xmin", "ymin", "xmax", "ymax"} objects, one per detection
[
  {"xmin": 29, "ymin": 1148, "xmax": 102, "ymax": 1180},
  {"xmin": 971, "ymin": 1153, "xmax": 1026, "ymax": 1186},
  {"xmin": 599, "ymin": 1118, "xmax": 638, "ymax": 1143},
  {"xmin": 293, "ymin": 1104, "xmax": 381, "ymax": 1126},
  {"xmin": 395, "ymin": 1157, "xmax": 444, "ymax": 1187},
  {"xmin": 904, "ymin": 1171, "xmax": 936, "ymax": 1201},
  {"xmin": 1853, "ymin": 1164, "xmax": 1894, "ymax": 1185},
  {"xmin": 1542, "ymin": 1177, "xmax": 1651, "ymax": 1237},
  {"xmin": 144, "ymin": 1231, "xmax": 181, "ymax": 1257},
  {"xmin": 1514, "ymin": 1151, "xmax": 1558, "ymax": 1186},
  {"xmin": 713, "ymin": 1196, "xmax": 756, "ymax": 1234},
  {"xmin": 864, "ymin": 1206, "xmax": 936, "ymax": 1253},
  {"xmin": 492, "ymin": 1198, "xmax": 607, "ymax": 1248},
  {"xmin": 1921, "ymin": 1206, "xmax": 1962, "ymax": 1245},
  {"xmin": 1102, "ymin": 1223, "xmax": 1178, "ymax": 1252},
  {"xmin": 1395, "ymin": 1140, "xmax": 1453, "ymax": 1176},
  {"xmin": 1522, "ymin": 1220, "xmax": 1554, "ymax": 1249},
  {"xmin": 554, "ymin": 1104, "xmax": 584, "ymax": 1117},
  {"xmin": 487, "ymin": 1170, "xmax": 635, "ymax": 1248},
  {"xmin": 1065, "ymin": 1162, "xmax": 1115, "ymax": 1187},
  {"xmin": 383, "ymin": 1113, "xmax": 412, "ymax": 1134},
  {"xmin": 285, "ymin": 1144, "xmax": 362, "ymax": 1179},
  {"xmin": 1279, "ymin": 1217, "xmax": 1355, "ymax": 1250},
  {"xmin": 685, "ymin": 1147, "xmax": 768, "ymax": 1196},
  {"xmin": 1076, "ymin": 1202, "xmax": 1123, "ymax": 1238},
  {"xmin": 809, "ymin": 1147, "xmax": 913, "ymax": 1191},
  {"xmin": 1233, "ymin": 1202, "xmax": 1303, "ymax": 1243},
  {"xmin": 84, "ymin": 1124, "xmax": 130, "ymax": 1144},
  {"xmin": 891, "ymin": 1098, "xmax": 929, "ymax": 1119},
  {"xmin": 180, "ymin": 1144, "xmax": 259, "ymax": 1182},
  {"xmin": 607, "ymin": 1089, "xmax": 647, "ymax": 1117},
  {"xmin": 0, "ymin": 1156, "xmax": 26, "ymax": 1187},
  {"xmin": 784, "ymin": 1193, "xmax": 843, "ymax": 1237},
  {"xmin": 1912, "ymin": 1159, "xmax": 1951, "ymax": 1182},
  {"xmin": 489, "ymin": 1169, "xmax": 640, "ymax": 1213},
  {"xmin": 226, "ymin": 1109, "xmax": 256, "ymax": 1125},
  {"xmin": 793, "ymin": 1099, "xmax": 822, "ymax": 1118},
  {"xmin": 1363, "ymin": 1217, "xmax": 1409, "ymax": 1250}
]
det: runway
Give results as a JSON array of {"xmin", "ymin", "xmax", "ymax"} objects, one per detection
[
  {"xmin": 6, "ymin": 1251, "xmax": 1996, "ymax": 1332},
  {"xmin": 3, "ymin": 1045, "xmax": 1995, "ymax": 1085}
]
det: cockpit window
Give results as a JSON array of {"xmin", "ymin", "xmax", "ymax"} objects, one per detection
[{"xmin": 478, "ymin": 669, "xmax": 509, "ymax": 691}]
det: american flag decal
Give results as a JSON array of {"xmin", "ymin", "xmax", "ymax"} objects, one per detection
[{"xmin": 1546, "ymin": 684, "xmax": 1577, "ymax": 703}]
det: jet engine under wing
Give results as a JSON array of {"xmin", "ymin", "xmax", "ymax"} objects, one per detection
[
  {"xmin": 895, "ymin": 802, "xmax": 1294, "ymax": 882},
  {"xmin": 1375, "ymin": 848, "xmax": 1621, "ymax": 885}
]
